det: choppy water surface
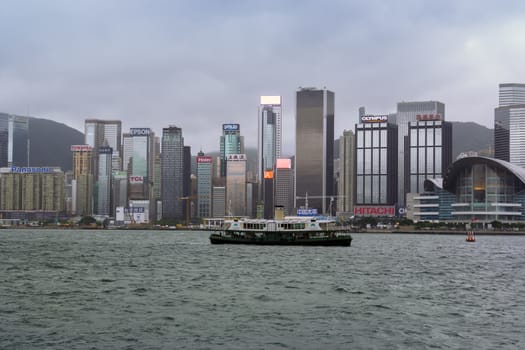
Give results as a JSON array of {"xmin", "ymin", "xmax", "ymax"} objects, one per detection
[{"xmin": 1, "ymin": 230, "xmax": 525, "ymax": 349}]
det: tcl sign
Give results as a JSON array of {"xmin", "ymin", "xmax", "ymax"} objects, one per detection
[
  {"xmin": 129, "ymin": 176, "xmax": 144, "ymax": 184},
  {"xmin": 354, "ymin": 205, "xmax": 396, "ymax": 217}
]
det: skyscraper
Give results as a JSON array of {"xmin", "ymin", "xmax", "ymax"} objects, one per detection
[
  {"xmin": 355, "ymin": 115, "xmax": 398, "ymax": 205},
  {"xmin": 394, "ymin": 101, "xmax": 445, "ymax": 206},
  {"xmin": 0, "ymin": 113, "xmax": 29, "ymax": 168},
  {"xmin": 338, "ymin": 130, "xmax": 355, "ymax": 213},
  {"xmin": 196, "ymin": 153, "xmax": 213, "ymax": 218},
  {"xmin": 97, "ymin": 146, "xmax": 113, "ymax": 216},
  {"xmin": 84, "ymin": 119, "xmax": 122, "ymax": 176},
  {"xmin": 161, "ymin": 126, "xmax": 184, "ymax": 220},
  {"xmin": 258, "ymin": 96, "xmax": 282, "ymax": 216},
  {"xmin": 220, "ymin": 124, "xmax": 244, "ymax": 177},
  {"xmin": 226, "ymin": 154, "xmax": 247, "ymax": 216},
  {"xmin": 274, "ymin": 158, "xmax": 294, "ymax": 216},
  {"xmin": 495, "ymin": 83, "xmax": 525, "ymax": 167},
  {"xmin": 295, "ymin": 87, "xmax": 334, "ymax": 214},
  {"xmin": 128, "ymin": 128, "xmax": 157, "ymax": 222},
  {"xmin": 71, "ymin": 145, "xmax": 93, "ymax": 216},
  {"xmin": 406, "ymin": 115, "xmax": 452, "ymax": 195}
]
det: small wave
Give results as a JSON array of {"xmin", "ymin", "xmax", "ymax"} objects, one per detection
[
  {"xmin": 100, "ymin": 278, "xmax": 115, "ymax": 283},
  {"xmin": 254, "ymin": 294, "xmax": 273, "ymax": 301},
  {"xmin": 44, "ymin": 262, "xmax": 65, "ymax": 269}
]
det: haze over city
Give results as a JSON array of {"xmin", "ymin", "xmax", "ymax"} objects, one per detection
[{"xmin": 1, "ymin": 0, "xmax": 524, "ymax": 153}]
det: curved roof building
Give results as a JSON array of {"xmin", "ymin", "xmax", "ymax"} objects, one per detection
[{"xmin": 414, "ymin": 156, "xmax": 525, "ymax": 222}]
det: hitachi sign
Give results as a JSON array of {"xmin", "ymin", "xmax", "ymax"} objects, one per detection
[{"xmin": 353, "ymin": 205, "xmax": 396, "ymax": 217}]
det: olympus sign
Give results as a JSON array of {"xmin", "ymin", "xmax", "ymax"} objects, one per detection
[{"xmin": 360, "ymin": 115, "xmax": 388, "ymax": 123}]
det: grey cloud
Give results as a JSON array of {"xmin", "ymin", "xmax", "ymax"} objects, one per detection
[{"xmin": 0, "ymin": 0, "xmax": 524, "ymax": 154}]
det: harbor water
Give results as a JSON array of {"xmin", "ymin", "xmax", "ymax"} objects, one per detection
[{"xmin": 1, "ymin": 229, "xmax": 524, "ymax": 349}]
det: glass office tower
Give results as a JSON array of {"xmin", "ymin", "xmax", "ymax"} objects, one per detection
[
  {"xmin": 355, "ymin": 115, "xmax": 398, "ymax": 205},
  {"xmin": 0, "ymin": 113, "xmax": 29, "ymax": 168},
  {"xmin": 161, "ymin": 126, "xmax": 184, "ymax": 220},
  {"xmin": 258, "ymin": 96, "xmax": 282, "ymax": 217},
  {"xmin": 97, "ymin": 146, "xmax": 113, "ymax": 216},
  {"xmin": 196, "ymin": 154, "xmax": 213, "ymax": 218},
  {"xmin": 394, "ymin": 101, "xmax": 445, "ymax": 206},
  {"xmin": 128, "ymin": 128, "xmax": 154, "ymax": 204},
  {"xmin": 407, "ymin": 117, "xmax": 452, "ymax": 195},
  {"xmin": 220, "ymin": 124, "xmax": 244, "ymax": 178},
  {"xmin": 295, "ymin": 88, "xmax": 334, "ymax": 214}
]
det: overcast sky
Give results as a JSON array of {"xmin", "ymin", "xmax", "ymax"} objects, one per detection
[{"xmin": 1, "ymin": 0, "xmax": 524, "ymax": 155}]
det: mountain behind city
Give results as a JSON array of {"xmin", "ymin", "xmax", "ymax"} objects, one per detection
[{"xmin": 18, "ymin": 116, "xmax": 493, "ymax": 171}]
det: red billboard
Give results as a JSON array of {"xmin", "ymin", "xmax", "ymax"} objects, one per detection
[
  {"xmin": 416, "ymin": 114, "xmax": 441, "ymax": 121},
  {"xmin": 129, "ymin": 176, "xmax": 144, "ymax": 184},
  {"xmin": 197, "ymin": 156, "xmax": 212, "ymax": 163},
  {"xmin": 353, "ymin": 205, "xmax": 396, "ymax": 217},
  {"xmin": 70, "ymin": 145, "xmax": 93, "ymax": 152}
]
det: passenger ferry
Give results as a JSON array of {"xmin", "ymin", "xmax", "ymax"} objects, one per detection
[{"xmin": 209, "ymin": 217, "xmax": 352, "ymax": 246}]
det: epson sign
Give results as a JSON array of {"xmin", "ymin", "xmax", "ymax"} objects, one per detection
[
  {"xmin": 130, "ymin": 128, "xmax": 151, "ymax": 136},
  {"xmin": 223, "ymin": 124, "xmax": 239, "ymax": 131},
  {"xmin": 360, "ymin": 115, "xmax": 388, "ymax": 123}
]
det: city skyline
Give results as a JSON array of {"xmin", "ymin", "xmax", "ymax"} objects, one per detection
[{"xmin": 1, "ymin": 1, "xmax": 524, "ymax": 153}]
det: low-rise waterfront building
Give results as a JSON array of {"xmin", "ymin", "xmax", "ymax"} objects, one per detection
[{"xmin": 410, "ymin": 156, "xmax": 525, "ymax": 222}]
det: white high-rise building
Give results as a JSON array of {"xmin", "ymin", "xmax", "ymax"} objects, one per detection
[
  {"xmin": 499, "ymin": 83, "xmax": 525, "ymax": 106},
  {"xmin": 495, "ymin": 83, "xmax": 525, "ymax": 167}
]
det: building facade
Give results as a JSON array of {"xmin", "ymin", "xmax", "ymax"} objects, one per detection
[
  {"xmin": 495, "ymin": 83, "xmax": 525, "ymax": 167},
  {"xmin": 128, "ymin": 128, "xmax": 154, "ymax": 202},
  {"xmin": 274, "ymin": 158, "xmax": 294, "ymax": 216},
  {"xmin": 226, "ymin": 154, "xmax": 246, "ymax": 216},
  {"xmin": 0, "ymin": 114, "xmax": 29, "ymax": 168},
  {"xmin": 196, "ymin": 154, "xmax": 213, "ymax": 218},
  {"xmin": 97, "ymin": 146, "xmax": 113, "ymax": 216},
  {"xmin": 220, "ymin": 124, "xmax": 244, "ymax": 178},
  {"xmin": 295, "ymin": 88, "xmax": 334, "ymax": 214},
  {"xmin": 406, "ymin": 116, "xmax": 452, "ymax": 197},
  {"xmin": 412, "ymin": 157, "xmax": 525, "ymax": 222},
  {"xmin": 0, "ymin": 167, "xmax": 64, "ymax": 220},
  {"xmin": 394, "ymin": 101, "xmax": 445, "ymax": 206},
  {"xmin": 71, "ymin": 145, "xmax": 93, "ymax": 216},
  {"xmin": 212, "ymin": 186, "xmax": 226, "ymax": 218},
  {"xmin": 84, "ymin": 119, "xmax": 122, "ymax": 177},
  {"xmin": 161, "ymin": 126, "xmax": 184, "ymax": 220},
  {"xmin": 355, "ymin": 115, "xmax": 398, "ymax": 205},
  {"xmin": 258, "ymin": 96, "xmax": 282, "ymax": 216},
  {"xmin": 338, "ymin": 130, "xmax": 355, "ymax": 213}
]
